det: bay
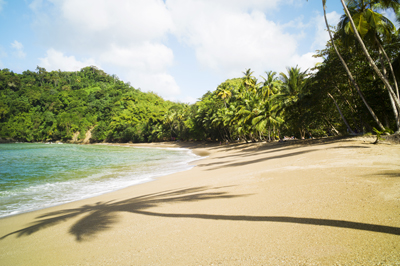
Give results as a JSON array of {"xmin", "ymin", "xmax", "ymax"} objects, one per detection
[{"xmin": 0, "ymin": 143, "xmax": 201, "ymax": 218}]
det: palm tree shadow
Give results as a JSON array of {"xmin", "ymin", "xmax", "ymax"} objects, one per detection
[
  {"xmin": 0, "ymin": 186, "xmax": 244, "ymax": 242},
  {"xmin": 2, "ymin": 186, "xmax": 399, "ymax": 242},
  {"xmin": 134, "ymin": 211, "xmax": 400, "ymax": 236},
  {"xmin": 206, "ymin": 149, "xmax": 316, "ymax": 170}
]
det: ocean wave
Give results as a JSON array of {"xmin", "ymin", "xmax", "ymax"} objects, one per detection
[{"xmin": 0, "ymin": 144, "xmax": 203, "ymax": 218}]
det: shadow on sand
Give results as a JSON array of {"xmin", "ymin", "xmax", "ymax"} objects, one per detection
[
  {"xmin": 1, "ymin": 186, "xmax": 399, "ymax": 242},
  {"xmin": 202, "ymin": 149, "xmax": 317, "ymax": 170},
  {"xmin": 195, "ymin": 136, "xmax": 370, "ymax": 170},
  {"xmin": 1, "ymin": 186, "xmax": 244, "ymax": 241}
]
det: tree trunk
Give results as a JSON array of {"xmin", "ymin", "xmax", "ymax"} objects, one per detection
[
  {"xmin": 389, "ymin": 92, "xmax": 400, "ymax": 132},
  {"xmin": 336, "ymin": 87, "xmax": 358, "ymax": 128},
  {"xmin": 340, "ymin": 0, "xmax": 400, "ymax": 114},
  {"xmin": 272, "ymin": 125, "xmax": 276, "ymax": 141},
  {"xmin": 377, "ymin": 45, "xmax": 400, "ymax": 131},
  {"xmin": 298, "ymin": 127, "xmax": 306, "ymax": 139},
  {"xmin": 323, "ymin": 1, "xmax": 385, "ymax": 131},
  {"xmin": 374, "ymin": 35, "xmax": 399, "ymax": 99},
  {"xmin": 268, "ymin": 124, "xmax": 271, "ymax": 142},
  {"xmin": 328, "ymin": 92, "xmax": 355, "ymax": 134},
  {"xmin": 324, "ymin": 118, "xmax": 340, "ymax": 136}
]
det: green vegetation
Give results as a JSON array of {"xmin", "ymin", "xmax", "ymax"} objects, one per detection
[
  {"xmin": 0, "ymin": 66, "xmax": 180, "ymax": 142},
  {"xmin": 1, "ymin": 1, "xmax": 399, "ymax": 143}
]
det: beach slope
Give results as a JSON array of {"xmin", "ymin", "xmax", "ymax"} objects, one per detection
[{"xmin": 0, "ymin": 137, "xmax": 399, "ymax": 265}]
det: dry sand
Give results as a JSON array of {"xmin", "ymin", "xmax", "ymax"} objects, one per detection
[{"xmin": 0, "ymin": 137, "xmax": 399, "ymax": 265}]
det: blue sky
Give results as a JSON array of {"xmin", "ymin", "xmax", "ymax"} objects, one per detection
[{"xmin": 0, "ymin": 0, "xmax": 358, "ymax": 102}]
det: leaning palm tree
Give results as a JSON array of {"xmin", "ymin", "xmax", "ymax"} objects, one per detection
[
  {"xmin": 337, "ymin": 0, "xmax": 400, "ymax": 131},
  {"xmin": 339, "ymin": 0, "xmax": 400, "ymax": 133},
  {"xmin": 321, "ymin": 0, "xmax": 386, "ymax": 131}
]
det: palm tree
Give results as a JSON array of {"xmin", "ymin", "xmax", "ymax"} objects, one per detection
[
  {"xmin": 217, "ymin": 83, "xmax": 232, "ymax": 108},
  {"xmin": 279, "ymin": 66, "xmax": 310, "ymax": 104},
  {"xmin": 337, "ymin": 0, "xmax": 400, "ymax": 130},
  {"xmin": 339, "ymin": 0, "xmax": 400, "ymax": 133},
  {"xmin": 253, "ymin": 71, "xmax": 283, "ymax": 141},
  {"xmin": 164, "ymin": 108, "xmax": 178, "ymax": 139},
  {"xmin": 322, "ymin": 0, "xmax": 386, "ymax": 131},
  {"xmin": 278, "ymin": 66, "xmax": 312, "ymax": 138},
  {"xmin": 252, "ymin": 98, "xmax": 284, "ymax": 142},
  {"xmin": 242, "ymin": 68, "xmax": 258, "ymax": 93},
  {"xmin": 259, "ymin": 71, "xmax": 281, "ymax": 99}
]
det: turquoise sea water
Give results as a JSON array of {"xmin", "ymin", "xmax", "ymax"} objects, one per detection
[{"xmin": 0, "ymin": 143, "xmax": 201, "ymax": 218}]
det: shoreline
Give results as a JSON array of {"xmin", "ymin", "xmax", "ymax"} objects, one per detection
[
  {"xmin": 1, "ymin": 137, "xmax": 399, "ymax": 265},
  {"xmin": 94, "ymin": 141, "xmax": 213, "ymax": 157},
  {"xmin": 0, "ymin": 143, "xmax": 207, "ymax": 220}
]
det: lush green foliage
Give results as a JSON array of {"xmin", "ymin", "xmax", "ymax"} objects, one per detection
[
  {"xmin": 1, "ymin": 1, "xmax": 399, "ymax": 143},
  {"xmin": 0, "ymin": 66, "xmax": 183, "ymax": 142}
]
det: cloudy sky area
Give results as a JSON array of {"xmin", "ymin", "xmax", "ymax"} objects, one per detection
[{"xmin": 0, "ymin": 0, "xmax": 362, "ymax": 102}]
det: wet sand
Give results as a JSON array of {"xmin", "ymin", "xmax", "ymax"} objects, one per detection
[{"xmin": 0, "ymin": 137, "xmax": 399, "ymax": 265}]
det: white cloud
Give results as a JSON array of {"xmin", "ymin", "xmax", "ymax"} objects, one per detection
[
  {"xmin": 167, "ymin": 0, "xmax": 298, "ymax": 77},
  {"xmin": 60, "ymin": 0, "xmax": 173, "ymax": 46},
  {"xmin": 189, "ymin": 0, "xmax": 282, "ymax": 11},
  {"xmin": 11, "ymin": 40, "xmax": 23, "ymax": 50},
  {"xmin": 31, "ymin": 0, "xmax": 174, "ymax": 53},
  {"xmin": 29, "ymin": 0, "xmax": 324, "ymax": 100},
  {"xmin": 11, "ymin": 40, "xmax": 26, "ymax": 59},
  {"xmin": 181, "ymin": 96, "xmax": 198, "ymax": 104},
  {"xmin": 311, "ymin": 11, "xmax": 341, "ymax": 51},
  {"xmin": 289, "ymin": 52, "xmax": 323, "ymax": 73},
  {"xmin": 31, "ymin": 0, "xmax": 181, "ymax": 99},
  {"xmin": 98, "ymin": 42, "xmax": 179, "ymax": 98},
  {"xmin": 38, "ymin": 48, "xmax": 97, "ymax": 71},
  {"xmin": 100, "ymin": 43, "xmax": 174, "ymax": 72},
  {"xmin": 126, "ymin": 71, "xmax": 180, "ymax": 98}
]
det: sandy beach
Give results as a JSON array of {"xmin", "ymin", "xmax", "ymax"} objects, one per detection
[{"xmin": 0, "ymin": 137, "xmax": 399, "ymax": 265}]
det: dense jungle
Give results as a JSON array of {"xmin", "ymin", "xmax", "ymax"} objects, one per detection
[{"xmin": 1, "ymin": 1, "xmax": 400, "ymax": 143}]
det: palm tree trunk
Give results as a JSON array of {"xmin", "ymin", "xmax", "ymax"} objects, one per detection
[
  {"xmin": 323, "ymin": 1, "xmax": 385, "ymax": 131},
  {"xmin": 377, "ymin": 45, "xmax": 400, "ymax": 131},
  {"xmin": 268, "ymin": 124, "xmax": 271, "ymax": 142},
  {"xmin": 324, "ymin": 117, "xmax": 340, "ymax": 136},
  {"xmin": 328, "ymin": 92, "xmax": 355, "ymax": 134},
  {"xmin": 340, "ymin": 0, "xmax": 400, "ymax": 114},
  {"xmin": 374, "ymin": 35, "xmax": 399, "ymax": 99},
  {"xmin": 389, "ymin": 93, "xmax": 400, "ymax": 132},
  {"xmin": 336, "ymin": 87, "xmax": 358, "ymax": 127}
]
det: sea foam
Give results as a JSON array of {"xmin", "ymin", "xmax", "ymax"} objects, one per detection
[{"xmin": 0, "ymin": 143, "xmax": 202, "ymax": 218}]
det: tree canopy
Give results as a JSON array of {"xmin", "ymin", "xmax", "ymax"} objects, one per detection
[{"xmin": 1, "ymin": 1, "xmax": 399, "ymax": 143}]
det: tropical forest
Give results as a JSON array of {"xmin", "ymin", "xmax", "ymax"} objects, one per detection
[{"xmin": 1, "ymin": 0, "xmax": 400, "ymax": 143}]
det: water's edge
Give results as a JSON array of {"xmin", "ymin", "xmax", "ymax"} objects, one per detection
[{"xmin": 0, "ymin": 143, "xmax": 207, "ymax": 219}]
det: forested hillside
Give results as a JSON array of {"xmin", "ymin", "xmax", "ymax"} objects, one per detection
[
  {"xmin": 0, "ymin": 66, "xmax": 183, "ymax": 142},
  {"xmin": 1, "ymin": 1, "xmax": 400, "ymax": 143}
]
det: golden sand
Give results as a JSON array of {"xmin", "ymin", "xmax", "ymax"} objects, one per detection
[{"xmin": 0, "ymin": 137, "xmax": 399, "ymax": 265}]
